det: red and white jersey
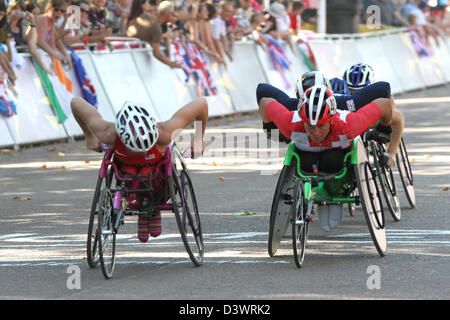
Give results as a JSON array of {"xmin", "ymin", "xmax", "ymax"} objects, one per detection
[
  {"xmin": 112, "ymin": 135, "xmax": 165, "ymax": 166},
  {"xmin": 265, "ymin": 100, "xmax": 382, "ymax": 152}
]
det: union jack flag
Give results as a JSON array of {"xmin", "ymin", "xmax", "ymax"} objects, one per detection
[
  {"xmin": 264, "ymin": 34, "xmax": 291, "ymax": 89},
  {"xmin": 186, "ymin": 43, "xmax": 217, "ymax": 97},
  {"xmin": 172, "ymin": 41, "xmax": 192, "ymax": 83}
]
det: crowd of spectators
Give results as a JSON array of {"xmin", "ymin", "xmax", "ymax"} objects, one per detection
[{"xmin": 0, "ymin": 0, "xmax": 447, "ymax": 87}]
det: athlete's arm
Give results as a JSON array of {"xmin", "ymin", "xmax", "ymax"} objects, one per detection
[
  {"xmin": 259, "ymin": 97, "xmax": 294, "ymax": 139},
  {"xmin": 342, "ymin": 98, "xmax": 394, "ymax": 139},
  {"xmin": 158, "ymin": 98, "xmax": 209, "ymax": 157},
  {"xmin": 352, "ymin": 81, "xmax": 392, "ymax": 110},
  {"xmin": 256, "ymin": 83, "xmax": 298, "ymax": 110},
  {"xmin": 71, "ymin": 97, "xmax": 116, "ymax": 150}
]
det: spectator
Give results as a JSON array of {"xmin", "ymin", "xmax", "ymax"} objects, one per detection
[
  {"xmin": 107, "ymin": 0, "xmax": 131, "ymax": 35},
  {"xmin": 211, "ymin": 0, "xmax": 233, "ymax": 61},
  {"xmin": 249, "ymin": 12, "xmax": 268, "ymax": 50},
  {"xmin": 22, "ymin": 0, "xmax": 53, "ymax": 73},
  {"xmin": 365, "ymin": 0, "xmax": 409, "ymax": 27},
  {"xmin": 35, "ymin": 0, "xmax": 73, "ymax": 70},
  {"xmin": 88, "ymin": 0, "xmax": 113, "ymax": 37},
  {"xmin": 126, "ymin": 0, "xmax": 181, "ymax": 68},
  {"xmin": 289, "ymin": 0, "xmax": 305, "ymax": 35},
  {"xmin": 6, "ymin": 0, "xmax": 26, "ymax": 46},
  {"xmin": 186, "ymin": 2, "xmax": 223, "ymax": 64},
  {"xmin": 0, "ymin": 0, "xmax": 16, "ymax": 85},
  {"xmin": 267, "ymin": 1, "xmax": 294, "ymax": 50},
  {"xmin": 234, "ymin": 0, "xmax": 253, "ymax": 35}
]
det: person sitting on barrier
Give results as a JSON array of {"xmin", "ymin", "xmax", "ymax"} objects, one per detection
[
  {"xmin": 258, "ymin": 85, "xmax": 394, "ymax": 231},
  {"xmin": 71, "ymin": 96, "xmax": 208, "ymax": 242},
  {"xmin": 343, "ymin": 63, "xmax": 404, "ymax": 168},
  {"xmin": 35, "ymin": 0, "xmax": 73, "ymax": 70}
]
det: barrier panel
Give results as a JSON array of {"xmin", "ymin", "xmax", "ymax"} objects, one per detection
[
  {"xmin": 3, "ymin": 55, "xmax": 68, "ymax": 146},
  {"xmin": 202, "ymin": 55, "xmax": 236, "ymax": 117},
  {"xmin": 130, "ymin": 47, "xmax": 196, "ymax": 121},
  {"xmin": 224, "ymin": 41, "xmax": 267, "ymax": 112},
  {"xmin": 355, "ymin": 36, "xmax": 405, "ymax": 94},
  {"xmin": 0, "ymin": 32, "xmax": 449, "ymax": 149},
  {"xmin": 374, "ymin": 33, "xmax": 426, "ymax": 92},
  {"xmin": 306, "ymin": 39, "xmax": 342, "ymax": 79},
  {"xmin": 72, "ymin": 50, "xmax": 117, "ymax": 122},
  {"xmin": 89, "ymin": 49, "xmax": 161, "ymax": 121},
  {"xmin": 0, "ymin": 118, "xmax": 14, "ymax": 148}
]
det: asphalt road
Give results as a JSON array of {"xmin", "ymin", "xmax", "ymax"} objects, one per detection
[{"xmin": 0, "ymin": 86, "xmax": 449, "ymax": 302}]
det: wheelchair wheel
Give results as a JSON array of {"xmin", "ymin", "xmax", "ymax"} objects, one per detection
[
  {"xmin": 370, "ymin": 141, "xmax": 401, "ymax": 221},
  {"xmin": 98, "ymin": 188, "xmax": 117, "ymax": 279},
  {"xmin": 169, "ymin": 169, "xmax": 204, "ymax": 266},
  {"xmin": 268, "ymin": 164, "xmax": 296, "ymax": 257},
  {"xmin": 291, "ymin": 179, "xmax": 309, "ymax": 268},
  {"xmin": 354, "ymin": 139, "xmax": 387, "ymax": 257},
  {"xmin": 396, "ymin": 137, "xmax": 415, "ymax": 208},
  {"xmin": 87, "ymin": 168, "xmax": 114, "ymax": 268}
]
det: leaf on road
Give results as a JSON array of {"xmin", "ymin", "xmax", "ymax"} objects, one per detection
[
  {"xmin": 41, "ymin": 164, "xmax": 47, "ymax": 170},
  {"xmin": 58, "ymin": 152, "xmax": 65, "ymax": 157},
  {"xmin": 234, "ymin": 211, "xmax": 257, "ymax": 216},
  {"xmin": 13, "ymin": 196, "xmax": 31, "ymax": 201},
  {"xmin": 443, "ymin": 187, "xmax": 449, "ymax": 191}
]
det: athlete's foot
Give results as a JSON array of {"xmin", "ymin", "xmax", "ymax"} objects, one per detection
[
  {"xmin": 138, "ymin": 215, "xmax": 150, "ymax": 243},
  {"xmin": 149, "ymin": 211, "xmax": 162, "ymax": 237}
]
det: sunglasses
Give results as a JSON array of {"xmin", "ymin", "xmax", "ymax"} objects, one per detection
[
  {"xmin": 54, "ymin": 8, "xmax": 65, "ymax": 13},
  {"xmin": 81, "ymin": 9, "xmax": 89, "ymax": 13}
]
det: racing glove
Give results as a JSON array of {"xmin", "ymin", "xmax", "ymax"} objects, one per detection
[
  {"xmin": 366, "ymin": 124, "xmax": 392, "ymax": 144},
  {"xmin": 262, "ymin": 121, "xmax": 291, "ymax": 144}
]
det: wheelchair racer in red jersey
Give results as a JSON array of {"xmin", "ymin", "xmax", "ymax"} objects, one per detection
[
  {"xmin": 71, "ymin": 97, "xmax": 208, "ymax": 242},
  {"xmin": 258, "ymin": 85, "xmax": 394, "ymax": 231},
  {"xmin": 257, "ymin": 71, "xmax": 394, "ymax": 147}
]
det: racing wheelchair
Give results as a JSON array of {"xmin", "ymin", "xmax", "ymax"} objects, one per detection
[
  {"xmin": 86, "ymin": 143, "xmax": 203, "ymax": 279},
  {"xmin": 268, "ymin": 137, "xmax": 387, "ymax": 268}
]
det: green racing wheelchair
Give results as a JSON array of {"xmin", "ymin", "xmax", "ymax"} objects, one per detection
[{"xmin": 268, "ymin": 137, "xmax": 387, "ymax": 268}]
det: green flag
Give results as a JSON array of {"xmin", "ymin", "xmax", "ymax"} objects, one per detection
[{"xmin": 33, "ymin": 58, "xmax": 68, "ymax": 123}]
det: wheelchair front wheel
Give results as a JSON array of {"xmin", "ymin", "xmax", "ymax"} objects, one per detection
[
  {"xmin": 291, "ymin": 179, "xmax": 309, "ymax": 268},
  {"xmin": 169, "ymin": 169, "xmax": 204, "ymax": 266},
  {"xmin": 98, "ymin": 188, "xmax": 117, "ymax": 279},
  {"xmin": 87, "ymin": 168, "xmax": 114, "ymax": 268},
  {"xmin": 370, "ymin": 141, "xmax": 401, "ymax": 221},
  {"xmin": 396, "ymin": 137, "xmax": 415, "ymax": 208},
  {"xmin": 268, "ymin": 164, "xmax": 296, "ymax": 257}
]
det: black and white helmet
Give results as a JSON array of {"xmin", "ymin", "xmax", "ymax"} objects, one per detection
[
  {"xmin": 295, "ymin": 71, "xmax": 332, "ymax": 99},
  {"xmin": 115, "ymin": 102, "xmax": 159, "ymax": 153},
  {"xmin": 343, "ymin": 63, "xmax": 375, "ymax": 90}
]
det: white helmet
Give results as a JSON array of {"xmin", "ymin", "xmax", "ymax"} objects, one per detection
[
  {"xmin": 115, "ymin": 102, "xmax": 159, "ymax": 153},
  {"xmin": 295, "ymin": 71, "xmax": 332, "ymax": 99},
  {"xmin": 343, "ymin": 63, "xmax": 375, "ymax": 90}
]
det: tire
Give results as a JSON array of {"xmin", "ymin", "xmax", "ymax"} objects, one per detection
[
  {"xmin": 291, "ymin": 179, "xmax": 309, "ymax": 268},
  {"xmin": 169, "ymin": 170, "xmax": 204, "ymax": 266},
  {"xmin": 354, "ymin": 138, "xmax": 387, "ymax": 257},
  {"xmin": 268, "ymin": 164, "xmax": 296, "ymax": 257},
  {"xmin": 98, "ymin": 188, "xmax": 117, "ymax": 279},
  {"xmin": 370, "ymin": 141, "xmax": 401, "ymax": 221},
  {"xmin": 87, "ymin": 168, "xmax": 113, "ymax": 268},
  {"xmin": 396, "ymin": 137, "xmax": 415, "ymax": 208}
]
